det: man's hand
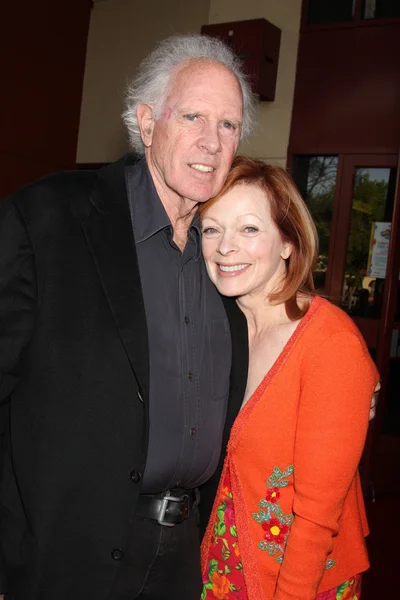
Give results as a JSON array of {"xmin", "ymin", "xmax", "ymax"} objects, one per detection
[{"xmin": 369, "ymin": 380, "xmax": 380, "ymax": 421}]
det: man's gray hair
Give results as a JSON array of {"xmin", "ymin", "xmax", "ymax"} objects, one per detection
[{"xmin": 122, "ymin": 34, "xmax": 257, "ymax": 154}]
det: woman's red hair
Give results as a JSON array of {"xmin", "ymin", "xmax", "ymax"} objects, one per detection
[{"xmin": 199, "ymin": 156, "xmax": 318, "ymax": 319}]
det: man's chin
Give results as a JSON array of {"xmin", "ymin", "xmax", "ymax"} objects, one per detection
[
  {"xmin": 184, "ymin": 184, "xmax": 220, "ymax": 204},
  {"xmin": 181, "ymin": 171, "xmax": 225, "ymax": 201}
]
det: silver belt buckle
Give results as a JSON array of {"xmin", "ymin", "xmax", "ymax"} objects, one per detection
[{"xmin": 157, "ymin": 491, "xmax": 188, "ymax": 527}]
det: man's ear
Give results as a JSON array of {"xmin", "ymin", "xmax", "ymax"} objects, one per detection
[
  {"xmin": 136, "ymin": 103, "xmax": 155, "ymax": 147},
  {"xmin": 281, "ymin": 242, "xmax": 293, "ymax": 260}
]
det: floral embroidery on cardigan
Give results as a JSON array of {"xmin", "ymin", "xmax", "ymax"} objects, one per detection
[
  {"xmin": 325, "ymin": 559, "xmax": 336, "ymax": 570},
  {"xmin": 252, "ymin": 465, "xmax": 336, "ymax": 570},
  {"xmin": 252, "ymin": 465, "xmax": 295, "ymax": 564}
]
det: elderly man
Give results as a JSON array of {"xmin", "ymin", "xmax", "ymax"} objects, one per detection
[{"xmin": 0, "ymin": 35, "xmax": 254, "ymax": 600}]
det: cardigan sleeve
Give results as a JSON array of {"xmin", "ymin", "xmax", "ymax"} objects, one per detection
[{"xmin": 274, "ymin": 330, "xmax": 378, "ymax": 600}]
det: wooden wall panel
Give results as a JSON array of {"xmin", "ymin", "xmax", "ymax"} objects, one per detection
[
  {"xmin": 0, "ymin": 1, "xmax": 92, "ymax": 199},
  {"xmin": 289, "ymin": 23, "xmax": 400, "ymax": 154},
  {"xmin": 0, "ymin": 151, "xmax": 67, "ymax": 200}
]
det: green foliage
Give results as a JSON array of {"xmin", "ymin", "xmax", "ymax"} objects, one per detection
[
  {"xmin": 208, "ymin": 558, "xmax": 218, "ymax": 576},
  {"xmin": 305, "ymin": 156, "xmax": 337, "ymax": 273},
  {"xmin": 258, "ymin": 540, "xmax": 281, "ymax": 555},
  {"xmin": 229, "ymin": 525, "xmax": 238, "ymax": 538},
  {"xmin": 345, "ymin": 173, "xmax": 387, "ymax": 279},
  {"xmin": 216, "ymin": 521, "xmax": 226, "ymax": 536},
  {"xmin": 252, "ymin": 509, "xmax": 269, "ymax": 524},
  {"xmin": 303, "ymin": 161, "xmax": 389, "ymax": 289},
  {"xmin": 221, "ymin": 545, "xmax": 231, "ymax": 561},
  {"xmin": 267, "ymin": 464, "xmax": 294, "ymax": 488},
  {"xmin": 325, "ymin": 559, "xmax": 336, "ymax": 570}
]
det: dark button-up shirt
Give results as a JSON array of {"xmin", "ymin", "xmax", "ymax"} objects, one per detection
[{"xmin": 126, "ymin": 158, "xmax": 231, "ymax": 493}]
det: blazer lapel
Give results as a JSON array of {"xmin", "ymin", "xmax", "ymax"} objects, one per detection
[{"xmin": 80, "ymin": 155, "xmax": 149, "ymax": 401}]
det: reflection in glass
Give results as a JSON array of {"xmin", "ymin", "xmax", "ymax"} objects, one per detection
[
  {"xmin": 341, "ymin": 167, "xmax": 397, "ymax": 318},
  {"xmin": 363, "ymin": 0, "xmax": 400, "ymax": 19},
  {"xmin": 307, "ymin": 0, "xmax": 355, "ymax": 24},
  {"xmin": 292, "ymin": 156, "xmax": 338, "ymax": 291}
]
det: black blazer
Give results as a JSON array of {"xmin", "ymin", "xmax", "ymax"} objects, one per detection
[{"xmin": 0, "ymin": 155, "xmax": 248, "ymax": 600}]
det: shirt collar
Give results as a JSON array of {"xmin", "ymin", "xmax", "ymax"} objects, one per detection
[
  {"xmin": 126, "ymin": 157, "xmax": 201, "ymax": 244},
  {"xmin": 126, "ymin": 157, "xmax": 170, "ymax": 243},
  {"xmin": 190, "ymin": 211, "xmax": 201, "ymax": 242}
]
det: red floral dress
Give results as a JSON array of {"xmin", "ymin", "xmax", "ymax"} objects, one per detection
[
  {"xmin": 201, "ymin": 466, "xmax": 362, "ymax": 600},
  {"xmin": 201, "ymin": 468, "xmax": 247, "ymax": 599}
]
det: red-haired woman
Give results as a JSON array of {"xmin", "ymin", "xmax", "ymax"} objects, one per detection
[{"xmin": 199, "ymin": 156, "xmax": 378, "ymax": 600}]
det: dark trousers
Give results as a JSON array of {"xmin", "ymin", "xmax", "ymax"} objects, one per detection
[{"xmin": 109, "ymin": 507, "xmax": 202, "ymax": 600}]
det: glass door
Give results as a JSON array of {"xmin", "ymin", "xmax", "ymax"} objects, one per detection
[
  {"xmin": 292, "ymin": 153, "xmax": 400, "ymax": 494},
  {"xmin": 329, "ymin": 155, "xmax": 398, "ymax": 350}
]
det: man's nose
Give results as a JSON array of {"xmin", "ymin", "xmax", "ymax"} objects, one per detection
[{"xmin": 198, "ymin": 120, "xmax": 222, "ymax": 155}]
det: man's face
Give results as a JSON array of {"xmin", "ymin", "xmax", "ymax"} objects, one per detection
[{"xmin": 140, "ymin": 60, "xmax": 243, "ymax": 206}]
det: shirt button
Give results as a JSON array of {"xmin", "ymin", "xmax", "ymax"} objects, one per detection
[
  {"xmin": 184, "ymin": 316, "xmax": 189, "ymax": 325},
  {"xmin": 130, "ymin": 470, "xmax": 141, "ymax": 483},
  {"xmin": 188, "ymin": 372, "xmax": 193, "ymax": 381},
  {"xmin": 111, "ymin": 548, "xmax": 124, "ymax": 561},
  {"xmin": 190, "ymin": 428, "xmax": 196, "ymax": 437}
]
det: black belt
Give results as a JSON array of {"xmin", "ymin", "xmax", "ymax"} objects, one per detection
[{"xmin": 135, "ymin": 488, "xmax": 200, "ymax": 527}]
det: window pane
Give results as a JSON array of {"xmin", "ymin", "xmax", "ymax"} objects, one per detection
[
  {"xmin": 307, "ymin": 0, "xmax": 355, "ymax": 24},
  {"xmin": 363, "ymin": 0, "xmax": 400, "ymax": 19},
  {"xmin": 292, "ymin": 156, "xmax": 338, "ymax": 290},
  {"xmin": 341, "ymin": 167, "xmax": 397, "ymax": 318}
]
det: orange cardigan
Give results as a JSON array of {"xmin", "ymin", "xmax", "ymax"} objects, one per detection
[{"xmin": 201, "ymin": 296, "xmax": 379, "ymax": 599}]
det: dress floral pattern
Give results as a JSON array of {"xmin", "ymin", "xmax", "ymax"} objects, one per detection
[
  {"xmin": 201, "ymin": 468, "xmax": 247, "ymax": 599},
  {"xmin": 316, "ymin": 574, "xmax": 362, "ymax": 599}
]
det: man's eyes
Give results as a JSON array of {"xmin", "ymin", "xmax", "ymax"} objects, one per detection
[
  {"xmin": 183, "ymin": 113, "xmax": 199, "ymax": 122},
  {"xmin": 181, "ymin": 114, "xmax": 240, "ymax": 133},
  {"xmin": 222, "ymin": 121, "xmax": 236, "ymax": 131}
]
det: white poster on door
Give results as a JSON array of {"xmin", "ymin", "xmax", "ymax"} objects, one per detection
[{"xmin": 367, "ymin": 222, "xmax": 391, "ymax": 279}]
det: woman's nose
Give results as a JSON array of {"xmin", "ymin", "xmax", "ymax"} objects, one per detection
[{"xmin": 217, "ymin": 232, "xmax": 238, "ymax": 255}]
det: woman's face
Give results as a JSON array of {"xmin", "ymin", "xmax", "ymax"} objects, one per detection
[{"xmin": 201, "ymin": 183, "xmax": 292, "ymax": 299}]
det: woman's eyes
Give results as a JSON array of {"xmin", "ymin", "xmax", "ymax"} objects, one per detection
[
  {"xmin": 202, "ymin": 226, "xmax": 259, "ymax": 235},
  {"xmin": 202, "ymin": 226, "xmax": 219, "ymax": 235}
]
